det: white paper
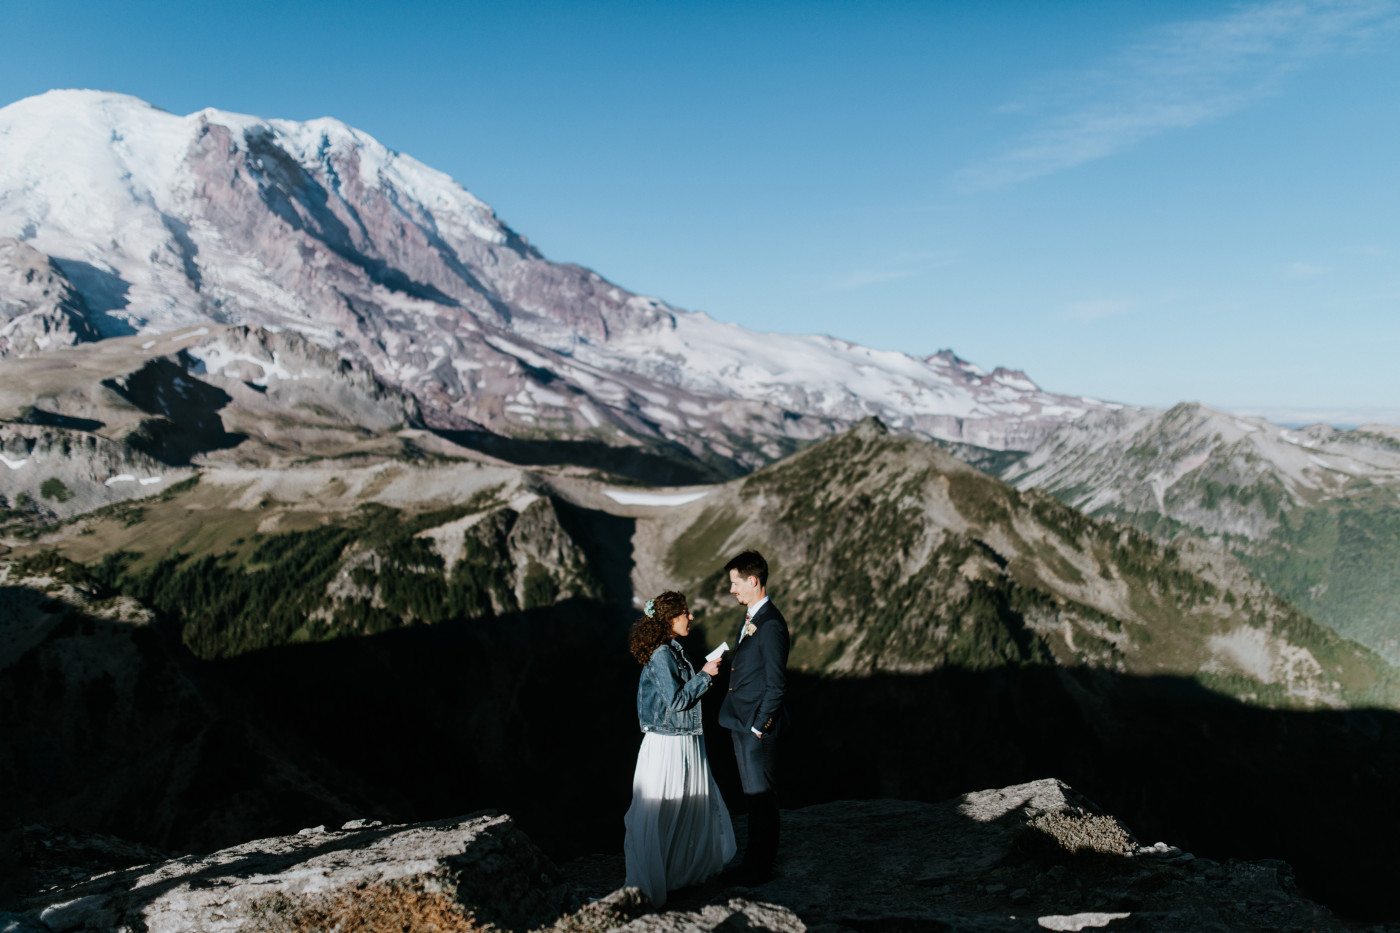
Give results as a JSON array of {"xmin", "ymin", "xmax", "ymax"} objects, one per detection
[{"xmin": 705, "ymin": 642, "xmax": 730, "ymax": 662}]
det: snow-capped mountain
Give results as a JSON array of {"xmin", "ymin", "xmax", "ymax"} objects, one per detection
[{"xmin": 0, "ymin": 89, "xmax": 1114, "ymax": 469}]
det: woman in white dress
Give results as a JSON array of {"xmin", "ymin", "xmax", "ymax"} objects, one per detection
[{"xmin": 623, "ymin": 590, "xmax": 736, "ymax": 906}]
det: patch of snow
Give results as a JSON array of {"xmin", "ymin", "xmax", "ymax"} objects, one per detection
[
  {"xmin": 507, "ymin": 492, "xmax": 539, "ymax": 512},
  {"xmin": 105, "ymin": 474, "xmax": 136, "ymax": 485},
  {"xmin": 527, "ymin": 385, "xmax": 569, "ymax": 407},
  {"xmin": 0, "ymin": 454, "xmax": 28, "ymax": 469},
  {"xmin": 604, "ymin": 489, "xmax": 709, "ymax": 506},
  {"xmin": 141, "ymin": 340, "xmax": 157, "ymax": 349},
  {"xmin": 187, "ymin": 343, "xmax": 309, "ymax": 384},
  {"xmin": 642, "ymin": 405, "xmax": 682, "ymax": 427},
  {"xmin": 1208, "ymin": 627, "xmax": 1275, "ymax": 683},
  {"xmin": 1037, "ymin": 913, "xmax": 1133, "ymax": 931},
  {"xmin": 139, "ymin": 476, "xmax": 163, "ymax": 485}
]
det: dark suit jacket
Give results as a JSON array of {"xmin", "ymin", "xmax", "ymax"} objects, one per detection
[{"xmin": 717, "ymin": 599, "xmax": 790, "ymax": 736}]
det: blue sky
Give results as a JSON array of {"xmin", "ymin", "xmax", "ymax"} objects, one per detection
[{"xmin": 4, "ymin": 0, "xmax": 1398, "ymax": 424}]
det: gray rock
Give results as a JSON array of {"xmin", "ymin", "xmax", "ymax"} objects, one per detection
[
  {"xmin": 39, "ymin": 894, "xmax": 114, "ymax": 932},
  {"xmin": 26, "ymin": 811, "xmax": 573, "ymax": 933},
  {"xmin": 0, "ymin": 912, "xmax": 52, "ymax": 933},
  {"xmin": 613, "ymin": 898, "xmax": 804, "ymax": 933},
  {"xmin": 0, "ymin": 238, "xmax": 101, "ymax": 359},
  {"xmin": 614, "ymin": 778, "xmax": 1348, "ymax": 933},
  {"xmin": 25, "ymin": 777, "xmax": 1350, "ymax": 933}
]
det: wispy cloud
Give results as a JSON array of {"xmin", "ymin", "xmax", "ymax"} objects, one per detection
[
  {"xmin": 1230, "ymin": 404, "xmax": 1400, "ymax": 428},
  {"xmin": 832, "ymin": 251, "xmax": 958, "ymax": 290},
  {"xmin": 1285, "ymin": 260, "xmax": 1333, "ymax": 277},
  {"xmin": 956, "ymin": 0, "xmax": 1400, "ymax": 191},
  {"xmin": 1060, "ymin": 298, "xmax": 1141, "ymax": 323}
]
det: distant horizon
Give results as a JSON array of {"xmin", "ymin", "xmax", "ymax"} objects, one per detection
[{"xmin": 2, "ymin": 0, "xmax": 1397, "ymax": 426}]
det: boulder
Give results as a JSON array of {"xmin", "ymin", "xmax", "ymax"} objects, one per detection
[{"xmin": 20, "ymin": 812, "xmax": 574, "ymax": 933}]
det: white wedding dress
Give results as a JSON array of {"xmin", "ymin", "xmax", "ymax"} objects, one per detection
[{"xmin": 623, "ymin": 732, "xmax": 736, "ymax": 906}]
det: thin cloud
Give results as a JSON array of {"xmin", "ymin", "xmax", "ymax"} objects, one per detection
[
  {"xmin": 1230, "ymin": 404, "xmax": 1400, "ymax": 428},
  {"xmin": 1061, "ymin": 298, "xmax": 1141, "ymax": 323},
  {"xmin": 833, "ymin": 251, "xmax": 958, "ymax": 290},
  {"xmin": 957, "ymin": 0, "xmax": 1400, "ymax": 191},
  {"xmin": 1285, "ymin": 261, "xmax": 1332, "ymax": 277}
]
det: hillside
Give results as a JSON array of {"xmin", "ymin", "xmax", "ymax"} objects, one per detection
[
  {"xmin": 602, "ymin": 418, "xmax": 1392, "ymax": 709},
  {"xmin": 1002, "ymin": 402, "xmax": 1400, "ymax": 663}
]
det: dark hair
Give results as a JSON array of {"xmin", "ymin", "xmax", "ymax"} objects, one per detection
[
  {"xmin": 724, "ymin": 550, "xmax": 768, "ymax": 588},
  {"xmin": 628, "ymin": 590, "xmax": 689, "ymax": 665}
]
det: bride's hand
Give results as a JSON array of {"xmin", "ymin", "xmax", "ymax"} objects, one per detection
[{"xmin": 702, "ymin": 659, "xmax": 721, "ymax": 677}]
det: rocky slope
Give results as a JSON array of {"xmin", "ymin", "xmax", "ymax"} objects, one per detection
[
  {"xmin": 0, "ymin": 321, "xmax": 443, "ymax": 526},
  {"xmin": 3, "ymin": 779, "xmax": 1347, "ymax": 933},
  {"xmin": 0, "ymin": 237, "xmax": 101, "ymax": 357},
  {"xmin": 1001, "ymin": 402, "xmax": 1400, "ymax": 663},
  {"xmin": 0, "ymin": 90, "xmax": 1113, "ymax": 476}
]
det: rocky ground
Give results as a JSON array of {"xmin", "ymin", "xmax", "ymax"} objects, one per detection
[{"xmin": 1, "ymin": 779, "xmax": 1364, "ymax": 933}]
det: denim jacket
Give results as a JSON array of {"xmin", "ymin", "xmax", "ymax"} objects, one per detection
[{"xmin": 637, "ymin": 639, "xmax": 711, "ymax": 736}]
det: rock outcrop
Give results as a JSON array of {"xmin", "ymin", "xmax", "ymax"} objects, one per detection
[
  {"xmin": 0, "ymin": 238, "xmax": 101, "ymax": 358},
  {"xmin": 7, "ymin": 779, "xmax": 1344, "ymax": 933}
]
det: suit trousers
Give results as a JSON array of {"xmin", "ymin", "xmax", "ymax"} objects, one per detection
[{"xmin": 730, "ymin": 728, "xmax": 779, "ymax": 872}]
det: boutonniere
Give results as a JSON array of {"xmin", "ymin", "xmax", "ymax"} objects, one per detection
[{"xmin": 744, "ymin": 622, "xmax": 757, "ymax": 638}]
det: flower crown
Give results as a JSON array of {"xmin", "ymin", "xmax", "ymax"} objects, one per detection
[{"xmin": 644, "ymin": 598, "xmax": 656, "ymax": 619}]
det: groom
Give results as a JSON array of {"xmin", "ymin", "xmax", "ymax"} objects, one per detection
[{"xmin": 717, "ymin": 549, "xmax": 789, "ymax": 884}]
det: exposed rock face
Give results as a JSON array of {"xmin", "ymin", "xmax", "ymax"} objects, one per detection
[
  {"xmin": 0, "ymin": 238, "xmax": 101, "ymax": 358},
  {"xmin": 0, "ymin": 422, "xmax": 189, "ymax": 523},
  {"xmin": 0, "ymin": 321, "xmax": 435, "ymax": 522},
  {"xmin": 10, "ymin": 780, "xmax": 1343, "ymax": 933},
  {"xmin": 25, "ymin": 812, "xmax": 576, "ymax": 933}
]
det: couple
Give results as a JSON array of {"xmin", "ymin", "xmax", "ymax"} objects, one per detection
[{"xmin": 622, "ymin": 549, "xmax": 789, "ymax": 906}]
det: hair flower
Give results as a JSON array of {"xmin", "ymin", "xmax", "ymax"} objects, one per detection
[{"xmin": 644, "ymin": 599, "xmax": 656, "ymax": 619}]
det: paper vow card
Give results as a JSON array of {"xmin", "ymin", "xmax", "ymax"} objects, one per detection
[{"xmin": 705, "ymin": 642, "xmax": 730, "ymax": 662}]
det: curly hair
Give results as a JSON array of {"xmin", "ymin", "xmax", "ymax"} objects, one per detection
[{"xmin": 628, "ymin": 590, "xmax": 689, "ymax": 665}]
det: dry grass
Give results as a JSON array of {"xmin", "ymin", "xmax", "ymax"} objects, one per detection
[
  {"xmin": 254, "ymin": 879, "xmax": 496, "ymax": 933},
  {"xmin": 1016, "ymin": 806, "xmax": 1136, "ymax": 861}
]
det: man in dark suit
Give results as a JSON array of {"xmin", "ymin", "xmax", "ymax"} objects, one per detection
[{"xmin": 717, "ymin": 549, "xmax": 789, "ymax": 884}]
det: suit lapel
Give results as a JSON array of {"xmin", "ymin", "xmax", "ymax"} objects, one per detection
[{"xmin": 738, "ymin": 601, "xmax": 773, "ymax": 646}]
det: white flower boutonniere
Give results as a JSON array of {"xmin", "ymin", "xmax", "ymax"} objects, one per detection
[{"xmin": 744, "ymin": 622, "xmax": 757, "ymax": 638}]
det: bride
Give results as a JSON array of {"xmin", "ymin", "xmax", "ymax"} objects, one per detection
[{"xmin": 623, "ymin": 590, "xmax": 736, "ymax": 905}]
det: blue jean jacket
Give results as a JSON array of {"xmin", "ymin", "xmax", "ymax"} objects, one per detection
[{"xmin": 637, "ymin": 639, "xmax": 711, "ymax": 736}]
